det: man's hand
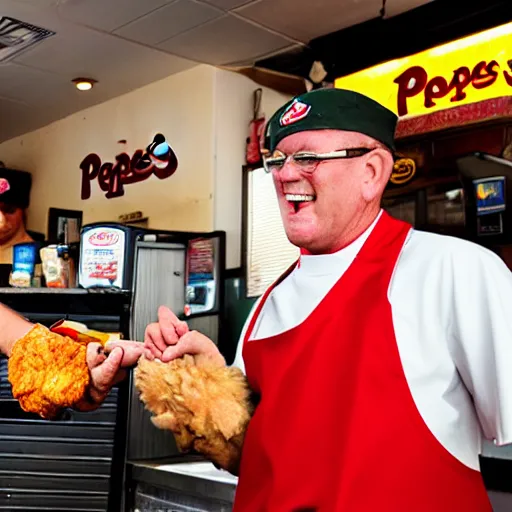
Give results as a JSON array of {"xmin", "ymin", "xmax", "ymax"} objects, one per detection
[
  {"xmin": 144, "ymin": 306, "xmax": 225, "ymax": 367},
  {"xmin": 76, "ymin": 340, "xmax": 143, "ymax": 410},
  {"xmin": 144, "ymin": 306, "xmax": 189, "ymax": 360}
]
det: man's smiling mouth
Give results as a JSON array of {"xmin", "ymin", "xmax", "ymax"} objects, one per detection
[{"xmin": 285, "ymin": 193, "xmax": 316, "ymax": 213}]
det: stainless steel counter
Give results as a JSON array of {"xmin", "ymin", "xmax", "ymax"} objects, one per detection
[{"xmin": 127, "ymin": 461, "xmax": 237, "ymax": 511}]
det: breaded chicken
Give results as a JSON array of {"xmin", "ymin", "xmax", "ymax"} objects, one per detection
[
  {"xmin": 8, "ymin": 324, "xmax": 90, "ymax": 419},
  {"xmin": 135, "ymin": 354, "xmax": 253, "ymax": 474}
]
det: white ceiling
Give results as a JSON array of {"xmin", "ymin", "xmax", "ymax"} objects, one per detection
[{"xmin": 0, "ymin": 0, "xmax": 431, "ymax": 143}]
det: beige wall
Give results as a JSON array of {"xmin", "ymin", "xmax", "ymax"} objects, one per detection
[
  {"xmin": 0, "ymin": 64, "xmax": 291, "ymax": 269},
  {"xmin": 212, "ymin": 69, "xmax": 291, "ymax": 268},
  {"xmin": 0, "ymin": 65, "xmax": 216, "ymax": 235}
]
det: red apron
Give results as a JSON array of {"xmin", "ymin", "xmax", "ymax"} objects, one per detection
[{"xmin": 234, "ymin": 211, "xmax": 492, "ymax": 512}]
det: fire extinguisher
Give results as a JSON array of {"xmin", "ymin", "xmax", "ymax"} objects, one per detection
[{"xmin": 246, "ymin": 88, "xmax": 265, "ymax": 166}]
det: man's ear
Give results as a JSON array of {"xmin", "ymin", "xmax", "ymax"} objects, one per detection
[{"xmin": 361, "ymin": 149, "xmax": 394, "ymax": 202}]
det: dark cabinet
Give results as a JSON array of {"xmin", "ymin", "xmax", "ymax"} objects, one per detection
[{"xmin": 0, "ymin": 289, "xmax": 131, "ymax": 512}]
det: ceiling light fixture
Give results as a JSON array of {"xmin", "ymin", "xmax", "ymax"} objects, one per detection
[{"xmin": 72, "ymin": 78, "xmax": 97, "ymax": 91}]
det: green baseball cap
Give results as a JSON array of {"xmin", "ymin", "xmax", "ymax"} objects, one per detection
[{"xmin": 263, "ymin": 88, "xmax": 398, "ymax": 153}]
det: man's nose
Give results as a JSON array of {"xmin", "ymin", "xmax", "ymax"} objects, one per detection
[{"xmin": 276, "ymin": 159, "xmax": 302, "ymax": 181}]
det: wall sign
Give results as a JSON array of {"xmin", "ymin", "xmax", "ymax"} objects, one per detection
[
  {"xmin": 80, "ymin": 133, "xmax": 177, "ymax": 200},
  {"xmin": 390, "ymin": 157, "xmax": 416, "ymax": 186},
  {"xmin": 334, "ymin": 21, "xmax": 512, "ymax": 118},
  {"xmin": 118, "ymin": 211, "xmax": 144, "ymax": 223}
]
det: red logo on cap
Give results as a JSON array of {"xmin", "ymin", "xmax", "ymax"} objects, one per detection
[
  {"xmin": 280, "ymin": 99, "xmax": 311, "ymax": 126},
  {"xmin": 0, "ymin": 178, "xmax": 10, "ymax": 195}
]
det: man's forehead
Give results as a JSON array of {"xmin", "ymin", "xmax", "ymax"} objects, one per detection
[{"xmin": 276, "ymin": 129, "xmax": 376, "ymax": 151}]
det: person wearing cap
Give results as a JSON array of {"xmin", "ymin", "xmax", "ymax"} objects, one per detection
[
  {"xmin": 143, "ymin": 88, "xmax": 512, "ymax": 511},
  {"xmin": 0, "ymin": 168, "xmax": 34, "ymax": 264}
]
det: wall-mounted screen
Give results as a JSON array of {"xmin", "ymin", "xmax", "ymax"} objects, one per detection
[{"xmin": 474, "ymin": 176, "xmax": 506, "ymax": 216}]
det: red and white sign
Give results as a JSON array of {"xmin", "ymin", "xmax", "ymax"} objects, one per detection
[{"xmin": 79, "ymin": 226, "xmax": 126, "ymax": 288}]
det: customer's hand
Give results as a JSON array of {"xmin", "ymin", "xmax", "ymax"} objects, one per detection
[
  {"xmin": 144, "ymin": 306, "xmax": 225, "ymax": 367},
  {"xmin": 76, "ymin": 340, "xmax": 143, "ymax": 411}
]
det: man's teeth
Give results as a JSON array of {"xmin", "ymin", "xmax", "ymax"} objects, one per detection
[{"xmin": 285, "ymin": 194, "xmax": 315, "ymax": 202}]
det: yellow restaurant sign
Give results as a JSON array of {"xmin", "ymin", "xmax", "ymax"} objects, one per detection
[{"xmin": 334, "ymin": 21, "xmax": 512, "ymax": 118}]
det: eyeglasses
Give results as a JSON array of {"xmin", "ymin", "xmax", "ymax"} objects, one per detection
[{"xmin": 262, "ymin": 147, "xmax": 375, "ymax": 174}]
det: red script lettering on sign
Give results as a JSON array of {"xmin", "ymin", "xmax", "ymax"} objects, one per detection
[
  {"xmin": 80, "ymin": 134, "xmax": 178, "ymax": 200},
  {"xmin": 393, "ymin": 60, "xmax": 509, "ymax": 116}
]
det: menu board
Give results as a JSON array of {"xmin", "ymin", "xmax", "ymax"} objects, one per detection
[{"xmin": 187, "ymin": 238, "xmax": 214, "ymax": 283}]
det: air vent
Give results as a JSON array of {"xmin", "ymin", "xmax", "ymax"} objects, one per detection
[{"xmin": 0, "ymin": 16, "xmax": 55, "ymax": 63}]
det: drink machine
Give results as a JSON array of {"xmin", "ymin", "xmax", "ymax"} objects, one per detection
[
  {"xmin": 78, "ymin": 223, "xmax": 144, "ymax": 290},
  {"xmin": 78, "ymin": 223, "xmax": 227, "ymax": 463}
]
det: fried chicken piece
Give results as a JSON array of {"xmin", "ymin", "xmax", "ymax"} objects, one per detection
[
  {"xmin": 135, "ymin": 354, "xmax": 254, "ymax": 474},
  {"xmin": 8, "ymin": 324, "xmax": 90, "ymax": 420}
]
